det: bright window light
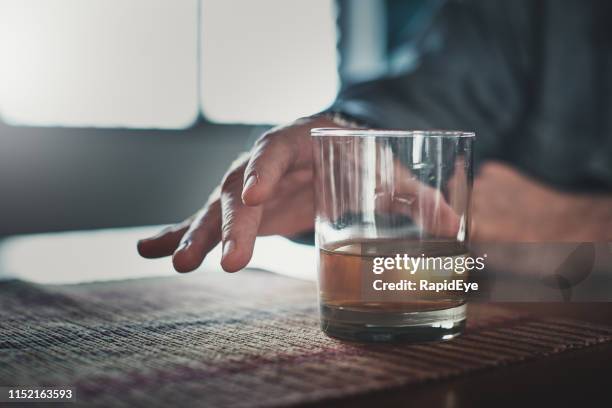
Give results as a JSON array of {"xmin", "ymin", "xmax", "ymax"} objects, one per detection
[
  {"xmin": 200, "ymin": 0, "xmax": 339, "ymax": 124},
  {"xmin": 0, "ymin": 0, "xmax": 199, "ymax": 128},
  {"xmin": 0, "ymin": 226, "xmax": 315, "ymax": 284}
]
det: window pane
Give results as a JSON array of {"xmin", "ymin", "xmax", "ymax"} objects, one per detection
[
  {"xmin": 0, "ymin": 0, "xmax": 198, "ymax": 128},
  {"xmin": 200, "ymin": 0, "xmax": 339, "ymax": 124}
]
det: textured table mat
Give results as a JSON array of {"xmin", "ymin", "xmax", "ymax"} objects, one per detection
[{"xmin": 1, "ymin": 269, "xmax": 612, "ymax": 407}]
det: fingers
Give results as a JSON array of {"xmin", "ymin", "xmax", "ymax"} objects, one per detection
[
  {"xmin": 138, "ymin": 117, "xmax": 326, "ymax": 272},
  {"xmin": 137, "ymin": 154, "xmax": 266, "ymax": 273},
  {"xmin": 137, "ymin": 221, "xmax": 191, "ymax": 259},
  {"xmin": 259, "ymin": 183, "xmax": 315, "ymax": 235},
  {"xmin": 219, "ymin": 169, "xmax": 263, "ymax": 272},
  {"xmin": 241, "ymin": 131, "xmax": 297, "ymax": 207},
  {"xmin": 409, "ymin": 187, "xmax": 461, "ymax": 238},
  {"xmin": 392, "ymin": 160, "xmax": 461, "ymax": 238},
  {"xmin": 171, "ymin": 201, "xmax": 222, "ymax": 273}
]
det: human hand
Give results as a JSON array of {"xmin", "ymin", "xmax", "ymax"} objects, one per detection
[
  {"xmin": 137, "ymin": 115, "xmax": 337, "ymax": 272},
  {"xmin": 472, "ymin": 161, "xmax": 612, "ymax": 242},
  {"xmin": 138, "ymin": 115, "xmax": 469, "ymax": 273}
]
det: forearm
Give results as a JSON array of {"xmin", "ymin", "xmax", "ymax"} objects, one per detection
[{"xmin": 472, "ymin": 162, "xmax": 612, "ymax": 242}]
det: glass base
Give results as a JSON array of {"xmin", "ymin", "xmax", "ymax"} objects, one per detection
[{"xmin": 320, "ymin": 303, "xmax": 466, "ymax": 343}]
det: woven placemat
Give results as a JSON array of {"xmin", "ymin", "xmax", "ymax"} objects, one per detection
[{"xmin": 1, "ymin": 269, "xmax": 611, "ymax": 407}]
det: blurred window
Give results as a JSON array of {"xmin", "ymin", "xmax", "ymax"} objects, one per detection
[
  {"xmin": 200, "ymin": 0, "xmax": 339, "ymax": 124},
  {"xmin": 0, "ymin": 0, "xmax": 339, "ymax": 128},
  {"xmin": 0, "ymin": 0, "xmax": 199, "ymax": 129}
]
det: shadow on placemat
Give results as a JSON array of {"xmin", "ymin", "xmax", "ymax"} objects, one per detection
[{"xmin": 1, "ymin": 270, "xmax": 611, "ymax": 408}]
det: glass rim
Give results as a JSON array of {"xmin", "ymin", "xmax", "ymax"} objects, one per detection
[{"xmin": 311, "ymin": 127, "xmax": 476, "ymax": 138}]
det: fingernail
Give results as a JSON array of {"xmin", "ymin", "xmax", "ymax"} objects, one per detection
[
  {"xmin": 243, "ymin": 173, "xmax": 258, "ymax": 192},
  {"xmin": 177, "ymin": 240, "xmax": 191, "ymax": 252},
  {"xmin": 222, "ymin": 240, "xmax": 235, "ymax": 259}
]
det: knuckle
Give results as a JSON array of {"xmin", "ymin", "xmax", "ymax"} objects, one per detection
[
  {"xmin": 254, "ymin": 130, "xmax": 281, "ymax": 149},
  {"xmin": 228, "ymin": 151, "xmax": 251, "ymax": 170},
  {"xmin": 192, "ymin": 209, "xmax": 211, "ymax": 229},
  {"xmin": 191, "ymin": 199, "xmax": 221, "ymax": 229},
  {"xmin": 221, "ymin": 168, "xmax": 244, "ymax": 191},
  {"xmin": 220, "ymin": 190, "xmax": 240, "ymax": 219},
  {"xmin": 220, "ymin": 209, "xmax": 238, "ymax": 240},
  {"xmin": 252, "ymin": 132, "xmax": 294, "ymax": 169},
  {"xmin": 221, "ymin": 220, "xmax": 233, "ymax": 239}
]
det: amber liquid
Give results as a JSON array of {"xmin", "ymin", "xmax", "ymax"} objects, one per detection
[{"xmin": 318, "ymin": 239, "xmax": 468, "ymax": 341}]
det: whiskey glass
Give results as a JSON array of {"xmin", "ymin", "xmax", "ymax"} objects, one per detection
[{"xmin": 312, "ymin": 128, "xmax": 474, "ymax": 342}]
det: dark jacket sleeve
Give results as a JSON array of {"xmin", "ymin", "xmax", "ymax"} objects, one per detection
[{"xmin": 331, "ymin": 0, "xmax": 536, "ymax": 167}]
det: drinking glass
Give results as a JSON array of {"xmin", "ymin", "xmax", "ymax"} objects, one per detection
[{"xmin": 312, "ymin": 128, "xmax": 474, "ymax": 342}]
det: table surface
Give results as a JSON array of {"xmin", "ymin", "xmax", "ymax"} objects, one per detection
[
  {"xmin": 2, "ymin": 267, "xmax": 612, "ymax": 407},
  {"xmin": 306, "ymin": 303, "xmax": 612, "ymax": 408}
]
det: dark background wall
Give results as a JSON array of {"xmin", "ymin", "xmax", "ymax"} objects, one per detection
[{"xmin": 0, "ymin": 120, "xmax": 261, "ymax": 236}]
